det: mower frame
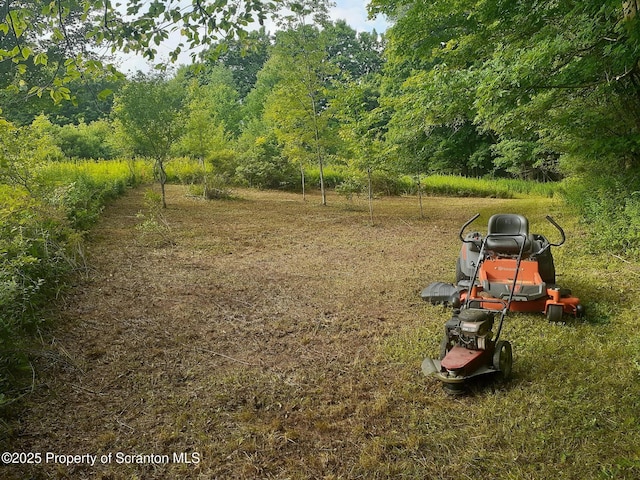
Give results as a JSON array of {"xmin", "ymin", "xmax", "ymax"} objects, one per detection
[{"xmin": 422, "ymin": 213, "xmax": 583, "ymax": 393}]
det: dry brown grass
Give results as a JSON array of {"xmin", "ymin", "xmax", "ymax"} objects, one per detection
[{"xmin": 4, "ymin": 185, "xmax": 640, "ymax": 479}]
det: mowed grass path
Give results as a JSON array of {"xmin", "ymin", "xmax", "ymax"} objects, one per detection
[{"xmin": 5, "ymin": 185, "xmax": 640, "ymax": 479}]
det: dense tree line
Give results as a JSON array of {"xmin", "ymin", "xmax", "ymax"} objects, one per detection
[
  {"xmin": 2, "ymin": 0, "xmax": 640, "ymax": 248},
  {"xmin": 4, "ymin": 1, "xmax": 638, "ymax": 179}
]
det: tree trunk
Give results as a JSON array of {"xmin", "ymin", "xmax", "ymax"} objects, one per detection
[
  {"xmin": 318, "ymin": 158, "xmax": 326, "ymax": 206},
  {"xmin": 368, "ymin": 168, "xmax": 374, "ymax": 225},
  {"xmin": 417, "ymin": 174, "xmax": 424, "ymax": 219},
  {"xmin": 200, "ymin": 156, "xmax": 208, "ymax": 200},
  {"xmin": 158, "ymin": 159, "xmax": 168, "ymax": 208},
  {"xmin": 300, "ymin": 164, "xmax": 306, "ymax": 201},
  {"xmin": 310, "ymin": 96, "xmax": 326, "ymax": 206}
]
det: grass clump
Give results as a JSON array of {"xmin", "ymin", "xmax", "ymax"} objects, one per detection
[{"xmin": 135, "ymin": 189, "xmax": 175, "ymax": 247}]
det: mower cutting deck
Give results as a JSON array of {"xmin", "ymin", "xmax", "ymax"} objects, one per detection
[{"xmin": 421, "ymin": 213, "xmax": 583, "ymax": 393}]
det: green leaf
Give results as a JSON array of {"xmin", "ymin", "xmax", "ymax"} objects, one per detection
[
  {"xmin": 52, "ymin": 28, "xmax": 65, "ymax": 41},
  {"xmin": 97, "ymin": 89, "xmax": 113, "ymax": 101},
  {"xmin": 8, "ymin": 11, "xmax": 26, "ymax": 37},
  {"xmin": 34, "ymin": 53, "xmax": 48, "ymax": 66}
]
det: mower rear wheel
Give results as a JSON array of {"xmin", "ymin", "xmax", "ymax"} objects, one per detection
[
  {"xmin": 493, "ymin": 340, "xmax": 513, "ymax": 380},
  {"xmin": 546, "ymin": 304, "xmax": 563, "ymax": 322},
  {"xmin": 455, "ymin": 258, "xmax": 469, "ymax": 283}
]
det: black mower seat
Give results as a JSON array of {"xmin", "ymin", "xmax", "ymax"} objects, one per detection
[{"xmin": 485, "ymin": 214, "xmax": 532, "ymax": 254}]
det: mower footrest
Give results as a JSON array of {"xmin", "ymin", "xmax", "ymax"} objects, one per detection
[
  {"xmin": 421, "ymin": 282, "xmax": 460, "ymax": 305},
  {"xmin": 482, "ymin": 280, "xmax": 547, "ymax": 301}
]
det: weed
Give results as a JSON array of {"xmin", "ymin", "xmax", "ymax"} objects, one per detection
[
  {"xmin": 135, "ymin": 190, "xmax": 175, "ymax": 247},
  {"xmin": 0, "ymin": 159, "xmax": 149, "ymax": 410}
]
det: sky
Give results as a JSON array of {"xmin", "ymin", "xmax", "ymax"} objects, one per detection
[
  {"xmin": 116, "ymin": 0, "xmax": 389, "ymax": 74},
  {"xmin": 330, "ymin": 0, "xmax": 389, "ymax": 34}
]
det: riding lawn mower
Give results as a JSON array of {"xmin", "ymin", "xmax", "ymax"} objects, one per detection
[{"xmin": 421, "ymin": 213, "xmax": 583, "ymax": 394}]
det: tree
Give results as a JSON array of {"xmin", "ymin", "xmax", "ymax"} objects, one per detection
[
  {"xmin": 235, "ymin": 120, "xmax": 296, "ymax": 189},
  {"xmin": 199, "ymin": 28, "xmax": 273, "ymax": 99},
  {"xmin": 265, "ymin": 0, "xmax": 337, "ymax": 205},
  {"xmin": 176, "ymin": 76, "xmax": 238, "ymax": 197},
  {"xmin": 242, "ymin": 46, "xmax": 287, "ymax": 124},
  {"xmin": 1, "ymin": 0, "xmax": 276, "ymax": 97},
  {"xmin": 0, "ymin": 115, "xmax": 63, "ymax": 194},
  {"xmin": 333, "ymin": 78, "xmax": 388, "ymax": 223},
  {"xmin": 322, "ymin": 20, "xmax": 385, "ymax": 82},
  {"xmin": 55, "ymin": 119, "xmax": 117, "ymax": 159},
  {"xmin": 381, "ymin": 67, "xmax": 495, "ymax": 179},
  {"xmin": 112, "ymin": 73, "xmax": 184, "ymax": 208}
]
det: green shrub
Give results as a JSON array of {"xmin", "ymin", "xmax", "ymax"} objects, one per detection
[
  {"xmin": 370, "ymin": 171, "xmax": 413, "ymax": 196},
  {"xmin": 188, "ymin": 174, "xmax": 234, "ymax": 200},
  {"xmin": 55, "ymin": 120, "xmax": 117, "ymax": 160},
  {"xmin": 562, "ymin": 173, "xmax": 640, "ymax": 256},
  {"xmin": 0, "ymin": 196, "xmax": 72, "ymax": 319},
  {"xmin": 336, "ymin": 177, "xmax": 364, "ymax": 201},
  {"xmin": 0, "ymin": 189, "xmax": 80, "ymax": 402},
  {"xmin": 235, "ymin": 154, "xmax": 298, "ymax": 189}
]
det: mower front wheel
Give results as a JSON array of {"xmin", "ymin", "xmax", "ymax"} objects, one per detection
[
  {"xmin": 493, "ymin": 340, "xmax": 513, "ymax": 380},
  {"xmin": 546, "ymin": 304, "xmax": 563, "ymax": 322}
]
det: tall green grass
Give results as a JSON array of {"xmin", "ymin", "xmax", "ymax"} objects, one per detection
[
  {"xmin": 38, "ymin": 159, "xmax": 151, "ymax": 230},
  {"xmin": 164, "ymin": 157, "xmax": 206, "ymax": 185},
  {"xmin": 561, "ymin": 173, "xmax": 640, "ymax": 257},
  {"xmin": 161, "ymin": 156, "xmax": 559, "ymax": 199},
  {"xmin": 416, "ymin": 174, "xmax": 558, "ymax": 198},
  {"xmin": 304, "ymin": 169, "xmax": 557, "ymax": 198}
]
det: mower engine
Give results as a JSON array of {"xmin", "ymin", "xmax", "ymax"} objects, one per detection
[{"xmin": 443, "ymin": 308, "xmax": 495, "ymax": 353}]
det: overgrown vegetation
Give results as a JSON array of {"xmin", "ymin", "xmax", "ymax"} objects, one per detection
[
  {"xmin": 0, "ymin": 160, "xmax": 150, "ymax": 407},
  {"xmin": 562, "ymin": 174, "xmax": 640, "ymax": 256}
]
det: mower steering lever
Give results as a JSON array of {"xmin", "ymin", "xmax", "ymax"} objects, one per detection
[
  {"xmin": 459, "ymin": 213, "xmax": 481, "ymax": 243},
  {"xmin": 545, "ymin": 215, "xmax": 566, "ymax": 247}
]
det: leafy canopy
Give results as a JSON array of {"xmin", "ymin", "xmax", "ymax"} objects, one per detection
[
  {"xmin": 0, "ymin": 0, "xmax": 322, "ymax": 101},
  {"xmin": 371, "ymin": 0, "xmax": 640, "ymax": 177}
]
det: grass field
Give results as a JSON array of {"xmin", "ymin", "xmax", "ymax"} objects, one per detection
[{"xmin": 3, "ymin": 186, "xmax": 640, "ymax": 479}]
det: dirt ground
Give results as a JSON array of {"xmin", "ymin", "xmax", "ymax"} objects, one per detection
[{"xmin": 3, "ymin": 185, "xmax": 553, "ymax": 479}]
